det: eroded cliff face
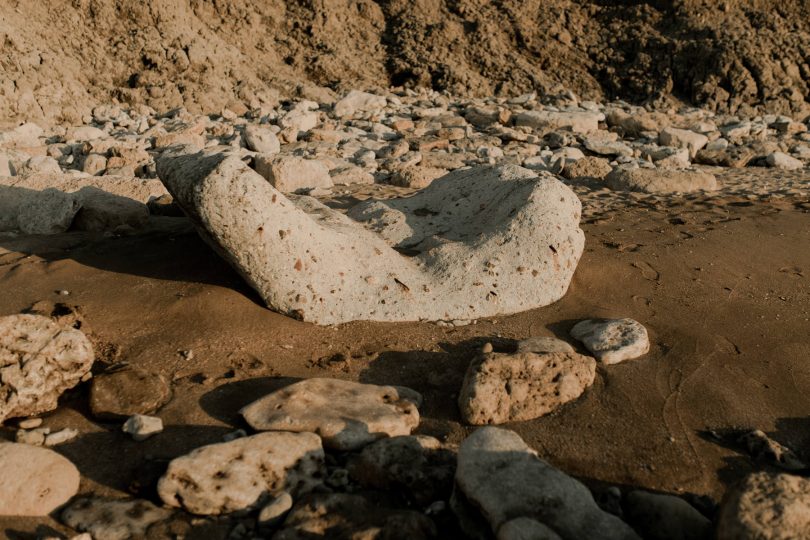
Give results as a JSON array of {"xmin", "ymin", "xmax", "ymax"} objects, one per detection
[{"xmin": 1, "ymin": 0, "xmax": 808, "ymax": 123}]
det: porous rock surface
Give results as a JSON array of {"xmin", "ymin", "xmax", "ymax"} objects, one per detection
[
  {"xmin": 157, "ymin": 148, "xmax": 584, "ymax": 324},
  {"xmin": 570, "ymin": 318, "xmax": 650, "ymax": 365},
  {"xmin": 0, "ymin": 313, "xmax": 94, "ymax": 422},
  {"xmin": 605, "ymin": 168, "xmax": 718, "ymax": 194},
  {"xmin": 454, "ymin": 427, "xmax": 640, "ymax": 540},
  {"xmin": 157, "ymin": 431, "xmax": 324, "ymax": 515},
  {"xmin": 458, "ymin": 351, "xmax": 596, "ymax": 424},
  {"xmin": 61, "ymin": 497, "xmax": 173, "ymax": 540},
  {"xmin": 241, "ymin": 378, "xmax": 421, "ymax": 451}
]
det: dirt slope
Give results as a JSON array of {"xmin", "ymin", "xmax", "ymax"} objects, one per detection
[{"xmin": 1, "ymin": 0, "xmax": 809, "ymax": 123}]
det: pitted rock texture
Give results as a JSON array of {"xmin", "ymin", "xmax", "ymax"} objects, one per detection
[
  {"xmin": 455, "ymin": 427, "xmax": 640, "ymax": 540},
  {"xmin": 458, "ymin": 351, "xmax": 596, "ymax": 425},
  {"xmin": 241, "ymin": 378, "xmax": 421, "ymax": 451},
  {"xmin": 0, "ymin": 313, "xmax": 94, "ymax": 422},
  {"xmin": 61, "ymin": 497, "xmax": 173, "ymax": 540},
  {"xmin": 570, "ymin": 318, "xmax": 650, "ymax": 365},
  {"xmin": 157, "ymin": 148, "xmax": 584, "ymax": 324},
  {"xmin": 157, "ymin": 431, "xmax": 324, "ymax": 515}
]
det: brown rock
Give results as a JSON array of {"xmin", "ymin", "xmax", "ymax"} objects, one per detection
[{"xmin": 90, "ymin": 366, "xmax": 172, "ymax": 420}]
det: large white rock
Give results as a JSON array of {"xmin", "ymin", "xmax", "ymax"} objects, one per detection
[
  {"xmin": 334, "ymin": 90, "xmax": 387, "ymax": 118},
  {"xmin": 156, "ymin": 149, "xmax": 584, "ymax": 324},
  {"xmin": 717, "ymin": 472, "xmax": 810, "ymax": 540},
  {"xmin": 241, "ymin": 378, "xmax": 421, "ymax": 450},
  {"xmin": 253, "ymin": 155, "xmax": 333, "ymax": 193},
  {"xmin": 658, "ymin": 127, "xmax": 708, "ymax": 158},
  {"xmin": 606, "ymin": 168, "xmax": 717, "ymax": 194},
  {"xmin": 158, "ymin": 432, "xmax": 324, "ymax": 515},
  {"xmin": 0, "ymin": 314, "xmax": 94, "ymax": 422},
  {"xmin": 514, "ymin": 111, "xmax": 601, "ymax": 134},
  {"xmin": 455, "ymin": 428, "xmax": 640, "ymax": 540},
  {"xmin": 0, "ymin": 442, "xmax": 80, "ymax": 516},
  {"xmin": 458, "ymin": 351, "xmax": 596, "ymax": 424},
  {"xmin": 570, "ymin": 318, "xmax": 649, "ymax": 365}
]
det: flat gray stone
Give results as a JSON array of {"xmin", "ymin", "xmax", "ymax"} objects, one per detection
[
  {"xmin": 717, "ymin": 472, "xmax": 810, "ymax": 540},
  {"xmin": 157, "ymin": 149, "xmax": 584, "ymax": 324},
  {"xmin": 0, "ymin": 442, "xmax": 80, "ymax": 516},
  {"xmin": 158, "ymin": 431, "xmax": 324, "ymax": 515},
  {"xmin": 570, "ymin": 318, "xmax": 649, "ymax": 365},
  {"xmin": 61, "ymin": 497, "xmax": 172, "ymax": 540},
  {"xmin": 241, "ymin": 378, "xmax": 421, "ymax": 451},
  {"xmin": 606, "ymin": 168, "xmax": 717, "ymax": 194},
  {"xmin": 455, "ymin": 427, "xmax": 640, "ymax": 540},
  {"xmin": 458, "ymin": 351, "xmax": 595, "ymax": 424},
  {"xmin": 0, "ymin": 314, "xmax": 94, "ymax": 423}
]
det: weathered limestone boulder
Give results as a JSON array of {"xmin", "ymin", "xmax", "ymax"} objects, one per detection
[
  {"xmin": 455, "ymin": 428, "xmax": 640, "ymax": 540},
  {"xmin": 158, "ymin": 432, "xmax": 324, "ymax": 515},
  {"xmin": 514, "ymin": 110, "xmax": 601, "ymax": 134},
  {"xmin": 458, "ymin": 350, "xmax": 596, "ymax": 424},
  {"xmin": 717, "ymin": 472, "xmax": 810, "ymax": 540},
  {"xmin": 62, "ymin": 497, "xmax": 172, "ymax": 540},
  {"xmin": 241, "ymin": 378, "xmax": 421, "ymax": 450},
  {"xmin": 606, "ymin": 168, "xmax": 717, "ymax": 194},
  {"xmin": 156, "ymin": 148, "xmax": 584, "ymax": 324},
  {"xmin": 0, "ymin": 442, "xmax": 80, "ymax": 516},
  {"xmin": 0, "ymin": 314, "xmax": 94, "ymax": 423},
  {"xmin": 333, "ymin": 90, "xmax": 387, "ymax": 118},
  {"xmin": 253, "ymin": 154, "xmax": 333, "ymax": 193},
  {"xmin": 570, "ymin": 318, "xmax": 650, "ymax": 365}
]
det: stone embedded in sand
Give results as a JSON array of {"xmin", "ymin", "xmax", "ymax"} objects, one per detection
[
  {"xmin": 0, "ymin": 442, "xmax": 80, "ymax": 516},
  {"xmin": 274, "ymin": 493, "xmax": 436, "ymax": 540},
  {"xmin": 241, "ymin": 378, "xmax": 421, "ymax": 451},
  {"xmin": 514, "ymin": 110, "xmax": 600, "ymax": 134},
  {"xmin": 253, "ymin": 154, "xmax": 333, "ymax": 193},
  {"xmin": 156, "ymin": 149, "xmax": 584, "ymax": 324},
  {"xmin": 498, "ymin": 518, "xmax": 563, "ymax": 540},
  {"xmin": 458, "ymin": 351, "xmax": 596, "ymax": 425},
  {"xmin": 570, "ymin": 318, "xmax": 649, "ymax": 365},
  {"xmin": 243, "ymin": 124, "xmax": 281, "ymax": 154},
  {"xmin": 158, "ymin": 431, "xmax": 324, "ymax": 515},
  {"xmin": 658, "ymin": 127, "xmax": 708, "ymax": 158},
  {"xmin": 333, "ymin": 90, "xmax": 387, "ymax": 118},
  {"xmin": 347, "ymin": 435, "xmax": 456, "ymax": 506},
  {"xmin": 61, "ymin": 497, "xmax": 172, "ymax": 540},
  {"xmin": 717, "ymin": 472, "xmax": 810, "ymax": 540},
  {"xmin": 0, "ymin": 314, "xmax": 94, "ymax": 423},
  {"xmin": 605, "ymin": 167, "xmax": 717, "ymax": 194},
  {"xmin": 516, "ymin": 336, "xmax": 576, "ymax": 354},
  {"xmin": 623, "ymin": 490, "xmax": 712, "ymax": 540},
  {"xmin": 766, "ymin": 151, "xmax": 803, "ymax": 170},
  {"xmin": 90, "ymin": 366, "xmax": 172, "ymax": 420},
  {"xmin": 455, "ymin": 427, "xmax": 640, "ymax": 540}
]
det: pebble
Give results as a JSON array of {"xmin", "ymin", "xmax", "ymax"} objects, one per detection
[
  {"xmin": 257, "ymin": 491, "xmax": 294, "ymax": 526},
  {"xmin": 122, "ymin": 414, "xmax": 164, "ymax": 441},
  {"xmin": 44, "ymin": 427, "xmax": 79, "ymax": 446},
  {"xmin": 570, "ymin": 318, "xmax": 650, "ymax": 364}
]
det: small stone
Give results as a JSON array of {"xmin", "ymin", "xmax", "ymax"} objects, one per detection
[
  {"xmin": 658, "ymin": 127, "xmax": 708, "ymax": 158},
  {"xmin": 62, "ymin": 496, "xmax": 172, "ymax": 540},
  {"xmin": 0, "ymin": 314, "xmax": 94, "ymax": 423},
  {"xmin": 82, "ymin": 153, "xmax": 107, "ymax": 175},
  {"xmin": 562, "ymin": 156, "xmax": 612, "ymax": 180},
  {"xmin": 44, "ymin": 427, "xmax": 79, "ymax": 446},
  {"xmin": 738, "ymin": 429, "xmax": 806, "ymax": 471},
  {"xmin": 254, "ymin": 155, "xmax": 333, "ymax": 193},
  {"xmin": 717, "ymin": 472, "xmax": 810, "ymax": 540},
  {"xmin": 243, "ymin": 125, "xmax": 281, "ymax": 154},
  {"xmin": 18, "ymin": 417, "xmax": 43, "ymax": 429},
  {"xmin": 516, "ymin": 336, "xmax": 575, "ymax": 354},
  {"xmin": 122, "ymin": 414, "xmax": 163, "ymax": 441},
  {"xmin": 765, "ymin": 151, "xmax": 803, "ymax": 170},
  {"xmin": 90, "ymin": 366, "xmax": 172, "ymax": 420},
  {"xmin": 570, "ymin": 318, "xmax": 650, "ymax": 365},
  {"xmin": 0, "ymin": 442, "xmax": 80, "ymax": 516},
  {"xmin": 257, "ymin": 492, "xmax": 293, "ymax": 527},
  {"xmin": 624, "ymin": 490, "xmax": 712, "ymax": 540},
  {"xmin": 16, "ymin": 428, "xmax": 46, "ymax": 446},
  {"xmin": 241, "ymin": 378, "xmax": 421, "ymax": 450},
  {"xmin": 158, "ymin": 431, "xmax": 324, "ymax": 515},
  {"xmin": 19, "ymin": 156, "xmax": 62, "ymax": 176},
  {"xmin": 458, "ymin": 351, "xmax": 596, "ymax": 424}
]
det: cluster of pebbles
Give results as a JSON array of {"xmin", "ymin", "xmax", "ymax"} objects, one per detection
[{"xmin": 1, "ymin": 87, "xmax": 809, "ymax": 538}]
